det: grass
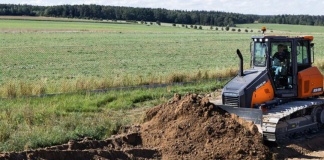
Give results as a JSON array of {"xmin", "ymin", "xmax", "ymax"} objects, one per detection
[
  {"xmin": 0, "ymin": 17, "xmax": 204, "ymax": 32},
  {"xmin": 0, "ymin": 18, "xmax": 248, "ymax": 97},
  {"xmin": 0, "ymin": 80, "xmax": 226, "ymax": 152},
  {"xmin": 0, "ymin": 69, "xmax": 237, "ymax": 98},
  {"xmin": 4, "ymin": 18, "xmax": 324, "ymax": 98}
]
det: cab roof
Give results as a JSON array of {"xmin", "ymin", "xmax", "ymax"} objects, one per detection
[{"xmin": 251, "ymin": 35, "xmax": 314, "ymax": 41}]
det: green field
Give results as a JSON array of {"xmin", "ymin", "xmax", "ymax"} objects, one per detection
[
  {"xmin": 2, "ymin": 18, "xmax": 324, "ymax": 97},
  {"xmin": 0, "ymin": 18, "xmax": 250, "ymax": 97},
  {"xmin": 2, "ymin": 16, "xmax": 324, "ymax": 152}
]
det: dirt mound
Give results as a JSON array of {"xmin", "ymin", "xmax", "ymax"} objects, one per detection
[
  {"xmin": 140, "ymin": 93, "xmax": 270, "ymax": 159},
  {"xmin": 0, "ymin": 93, "xmax": 271, "ymax": 160}
]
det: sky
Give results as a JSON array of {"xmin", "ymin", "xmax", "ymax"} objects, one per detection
[{"xmin": 2, "ymin": 0, "xmax": 324, "ymax": 15}]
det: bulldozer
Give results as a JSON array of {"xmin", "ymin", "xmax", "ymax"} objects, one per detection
[{"xmin": 211, "ymin": 27, "xmax": 324, "ymax": 143}]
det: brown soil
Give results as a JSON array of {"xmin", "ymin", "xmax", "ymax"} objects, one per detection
[
  {"xmin": 272, "ymin": 131, "xmax": 324, "ymax": 159},
  {"xmin": 140, "ymin": 93, "xmax": 269, "ymax": 159},
  {"xmin": 1, "ymin": 93, "xmax": 324, "ymax": 160}
]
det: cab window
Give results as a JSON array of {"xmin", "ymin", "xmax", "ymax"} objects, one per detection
[
  {"xmin": 297, "ymin": 41, "xmax": 310, "ymax": 65},
  {"xmin": 270, "ymin": 42, "xmax": 292, "ymax": 90},
  {"xmin": 270, "ymin": 42, "xmax": 291, "ymax": 67},
  {"xmin": 253, "ymin": 42, "xmax": 267, "ymax": 67}
]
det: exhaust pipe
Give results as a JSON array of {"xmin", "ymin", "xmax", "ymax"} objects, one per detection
[{"xmin": 236, "ymin": 49, "xmax": 244, "ymax": 76}]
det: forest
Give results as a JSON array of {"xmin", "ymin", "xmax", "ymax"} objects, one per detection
[{"xmin": 0, "ymin": 4, "xmax": 324, "ymax": 26}]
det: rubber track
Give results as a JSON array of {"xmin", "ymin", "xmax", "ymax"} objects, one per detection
[{"xmin": 262, "ymin": 98, "xmax": 324, "ymax": 142}]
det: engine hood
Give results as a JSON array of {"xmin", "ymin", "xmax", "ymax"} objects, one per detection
[{"xmin": 223, "ymin": 68, "xmax": 264, "ymax": 96}]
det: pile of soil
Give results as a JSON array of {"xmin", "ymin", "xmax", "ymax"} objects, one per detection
[
  {"xmin": 140, "ymin": 93, "xmax": 270, "ymax": 159},
  {"xmin": 0, "ymin": 93, "xmax": 271, "ymax": 160}
]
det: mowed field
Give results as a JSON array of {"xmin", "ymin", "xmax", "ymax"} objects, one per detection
[
  {"xmin": 1, "ymin": 17, "xmax": 324, "ymax": 97},
  {"xmin": 1, "ymin": 16, "xmax": 324, "ymax": 152},
  {"xmin": 0, "ymin": 17, "xmax": 251, "ymax": 97}
]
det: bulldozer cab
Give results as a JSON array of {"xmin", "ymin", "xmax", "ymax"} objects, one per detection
[{"xmin": 251, "ymin": 35, "xmax": 314, "ymax": 98}]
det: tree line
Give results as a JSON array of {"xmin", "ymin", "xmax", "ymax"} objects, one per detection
[
  {"xmin": 258, "ymin": 15, "xmax": 324, "ymax": 26},
  {"xmin": 1, "ymin": 4, "xmax": 324, "ymax": 26}
]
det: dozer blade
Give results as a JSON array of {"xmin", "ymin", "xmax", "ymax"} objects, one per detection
[{"xmin": 218, "ymin": 105, "xmax": 263, "ymax": 126}]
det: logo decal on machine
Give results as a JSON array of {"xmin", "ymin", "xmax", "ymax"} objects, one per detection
[
  {"xmin": 312, "ymin": 87, "xmax": 323, "ymax": 93},
  {"xmin": 255, "ymin": 81, "xmax": 266, "ymax": 90}
]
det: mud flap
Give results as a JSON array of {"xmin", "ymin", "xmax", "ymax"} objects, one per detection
[{"xmin": 218, "ymin": 105, "xmax": 263, "ymax": 126}]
